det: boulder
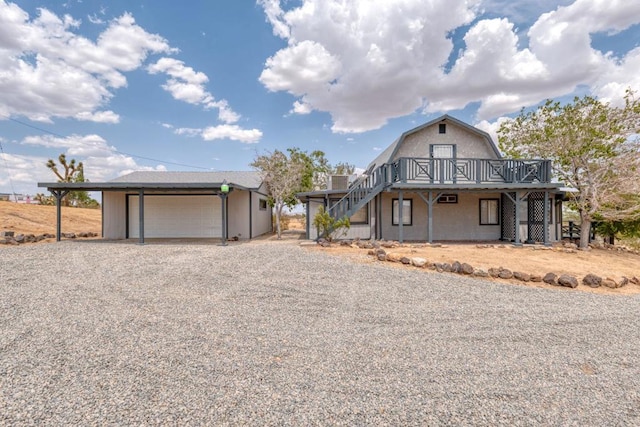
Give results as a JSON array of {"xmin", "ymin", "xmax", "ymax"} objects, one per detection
[
  {"xmin": 603, "ymin": 277, "xmax": 628, "ymax": 288},
  {"xmin": 558, "ymin": 274, "xmax": 579, "ymax": 288},
  {"xmin": 582, "ymin": 274, "xmax": 602, "ymax": 288},
  {"xmin": 543, "ymin": 273, "xmax": 558, "ymax": 285},
  {"xmin": 488, "ymin": 267, "xmax": 501, "ymax": 278},
  {"xmin": 460, "ymin": 263, "xmax": 474, "ymax": 275},
  {"xmin": 498, "ymin": 268, "xmax": 513, "ymax": 280},
  {"xmin": 442, "ymin": 263, "xmax": 453, "ymax": 273},
  {"xmin": 513, "ymin": 271, "xmax": 531, "ymax": 282},
  {"xmin": 400, "ymin": 257, "xmax": 411, "ymax": 265},
  {"xmin": 530, "ymin": 274, "xmax": 543, "ymax": 283},
  {"xmin": 14, "ymin": 234, "xmax": 25, "ymax": 243},
  {"xmin": 473, "ymin": 268, "xmax": 489, "ymax": 277},
  {"xmin": 386, "ymin": 253, "xmax": 403, "ymax": 263},
  {"xmin": 411, "ymin": 257, "xmax": 427, "ymax": 268},
  {"xmin": 451, "ymin": 261, "xmax": 462, "ymax": 273}
]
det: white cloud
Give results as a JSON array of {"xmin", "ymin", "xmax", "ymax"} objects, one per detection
[
  {"xmin": 201, "ymin": 125, "xmax": 263, "ymax": 143},
  {"xmin": 174, "ymin": 125, "xmax": 263, "ymax": 143},
  {"xmin": 148, "ymin": 57, "xmax": 241, "ymax": 123},
  {"xmin": 259, "ymin": 0, "xmax": 640, "ymax": 131},
  {"xmin": 0, "ymin": 135, "xmax": 166, "ymax": 195},
  {"xmin": 0, "ymin": 3, "xmax": 174, "ymax": 123}
]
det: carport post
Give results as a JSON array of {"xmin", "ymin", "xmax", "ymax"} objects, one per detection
[
  {"xmin": 138, "ymin": 189, "xmax": 145, "ymax": 245},
  {"xmin": 53, "ymin": 190, "xmax": 69, "ymax": 242}
]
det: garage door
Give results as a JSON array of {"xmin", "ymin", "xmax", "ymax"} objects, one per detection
[{"xmin": 128, "ymin": 195, "xmax": 221, "ymax": 238}]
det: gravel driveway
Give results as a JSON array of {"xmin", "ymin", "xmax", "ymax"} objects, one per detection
[{"xmin": 1, "ymin": 240, "xmax": 639, "ymax": 426}]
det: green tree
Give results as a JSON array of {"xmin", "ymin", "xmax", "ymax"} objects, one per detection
[
  {"xmin": 46, "ymin": 154, "xmax": 99, "ymax": 208},
  {"xmin": 498, "ymin": 91, "xmax": 640, "ymax": 248}
]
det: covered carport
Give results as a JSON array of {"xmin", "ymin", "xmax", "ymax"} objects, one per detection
[{"xmin": 37, "ymin": 181, "xmax": 233, "ymax": 245}]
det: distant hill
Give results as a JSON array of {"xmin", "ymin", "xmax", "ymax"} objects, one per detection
[{"xmin": 0, "ymin": 202, "xmax": 101, "ymax": 236}]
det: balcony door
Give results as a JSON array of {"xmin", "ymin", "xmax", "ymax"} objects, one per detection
[{"xmin": 430, "ymin": 144, "xmax": 455, "ymax": 183}]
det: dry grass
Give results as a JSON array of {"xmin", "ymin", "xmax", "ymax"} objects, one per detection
[{"xmin": 0, "ymin": 202, "xmax": 101, "ymax": 236}]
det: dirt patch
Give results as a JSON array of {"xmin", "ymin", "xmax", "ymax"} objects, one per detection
[
  {"xmin": 0, "ymin": 202, "xmax": 101, "ymax": 238},
  {"xmin": 308, "ymin": 242, "xmax": 640, "ymax": 295}
]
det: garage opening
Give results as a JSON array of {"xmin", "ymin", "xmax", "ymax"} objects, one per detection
[{"xmin": 128, "ymin": 195, "xmax": 221, "ymax": 238}]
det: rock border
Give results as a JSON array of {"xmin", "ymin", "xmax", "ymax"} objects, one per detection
[
  {"xmin": 0, "ymin": 231, "xmax": 99, "ymax": 245},
  {"xmin": 316, "ymin": 238, "xmax": 639, "ymax": 290}
]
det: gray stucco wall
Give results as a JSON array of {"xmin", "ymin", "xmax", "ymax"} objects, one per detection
[
  {"xmin": 379, "ymin": 191, "xmax": 503, "ymax": 241},
  {"xmin": 103, "ymin": 192, "xmax": 126, "ymax": 239},
  {"xmin": 228, "ymin": 190, "xmax": 250, "ymax": 240},
  {"xmin": 251, "ymin": 189, "xmax": 273, "ymax": 238},
  {"xmin": 392, "ymin": 119, "xmax": 498, "ymax": 161}
]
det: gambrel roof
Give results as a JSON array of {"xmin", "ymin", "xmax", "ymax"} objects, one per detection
[{"xmin": 366, "ymin": 114, "xmax": 501, "ymax": 171}]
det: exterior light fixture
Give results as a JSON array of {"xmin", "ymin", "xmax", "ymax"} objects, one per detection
[{"xmin": 219, "ymin": 180, "xmax": 229, "ymax": 246}]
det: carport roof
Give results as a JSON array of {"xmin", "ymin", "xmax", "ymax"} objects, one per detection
[{"xmin": 38, "ymin": 171, "xmax": 263, "ymax": 191}]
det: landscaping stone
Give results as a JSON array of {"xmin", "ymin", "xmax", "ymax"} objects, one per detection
[
  {"xmin": 0, "ymin": 231, "xmax": 14, "ymax": 237},
  {"xmin": 460, "ymin": 263, "xmax": 474, "ymax": 275},
  {"xmin": 631, "ymin": 277, "xmax": 640, "ymax": 285},
  {"xmin": 558, "ymin": 274, "xmax": 579, "ymax": 288},
  {"xmin": 451, "ymin": 261, "xmax": 462, "ymax": 273},
  {"xmin": 473, "ymin": 268, "xmax": 489, "ymax": 277},
  {"xmin": 488, "ymin": 267, "xmax": 501, "ymax": 278},
  {"xmin": 582, "ymin": 274, "xmax": 602, "ymax": 288},
  {"xmin": 377, "ymin": 253, "xmax": 387, "ymax": 261},
  {"xmin": 411, "ymin": 257, "xmax": 427, "ymax": 268},
  {"xmin": 442, "ymin": 263, "xmax": 453, "ymax": 273},
  {"xmin": 603, "ymin": 277, "xmax": 628, "ymax": 289},
  {"xmin": 513, "ymin": 271, "xmax": 530, "ymax": 282},
  {"xmin": 14, "ymin": 234, "xmax": 25, "ymax": 243},
  {"xmin": 498, "ymin": 268, "xmax": 513, "ymax": 280},
  {"xmin": 543, "ymin": 273, "xmax": 558, "ymax": 285},
  {"xmin": 400, "ymin": 257, "xmax": 411, "ymax": 265},
  {"xmin": 530, "ymin": 274, "xmax": 542, "ymax": 283}
]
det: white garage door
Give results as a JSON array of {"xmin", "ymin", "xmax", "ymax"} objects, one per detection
[{"xmin": 128, "ymin": 195, "xmax": 221, "ymax": 238}]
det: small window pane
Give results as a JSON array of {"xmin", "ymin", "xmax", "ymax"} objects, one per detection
[
  {"xmin": 392, "ymin": 199, "xmax": 412, "ymax": 225},
  {"xmin": 480, "ymin": 199, "xmax": 499, "ymax": 225}
]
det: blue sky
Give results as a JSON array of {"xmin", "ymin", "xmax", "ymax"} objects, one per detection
[{"xmin": 1, "ymin": 0, "xmax": 639, "ymax": 197}]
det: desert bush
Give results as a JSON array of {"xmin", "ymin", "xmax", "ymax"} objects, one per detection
[{"xmin": 312, "ymin": 206, "xmax": 350, "ymax": 241}]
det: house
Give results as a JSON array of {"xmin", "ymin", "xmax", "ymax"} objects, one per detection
[
  {"xmin": 38, "ymin": 171, "xmax": 272, "ymax": 243},
  {"xmin": 298, "ymin": 115, "xmax": 564, "ymax": 245}
]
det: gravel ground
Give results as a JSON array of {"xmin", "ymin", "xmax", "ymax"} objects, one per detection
[{"xmin": 1, "ymin": 240, "xmax": 639, "ymax": 426}]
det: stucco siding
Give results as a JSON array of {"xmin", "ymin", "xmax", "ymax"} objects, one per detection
[
  {"xmin": 392, "ymin": 120, "xmax": 498, "ymax": 161},
  {"xmin": 379, "ymin": 192, "xmax": 502, "ymax": 241},
  {"xmin": 252, "ymin": 191, "xmax": 272, "ymax": 238},
  {"xmin": 307, "ymin": 198, "xmax": 372, "ymax": 240},
  {"xmin": 228, "ymin": 190, "xmax": 250, "ymax": 240},
  {"xmin": 103, "ymin": 192, "xmax": 126, "ymax": 239}
]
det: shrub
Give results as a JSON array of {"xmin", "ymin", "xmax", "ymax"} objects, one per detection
[{"xmin": 312, "ymin": 206, "xmax": 350, "ymax": 241}]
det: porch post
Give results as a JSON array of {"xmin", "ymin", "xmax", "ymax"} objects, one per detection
[
  {"xmin": 398, "ymin": 190, "xmax": 404, "ymax": 243},
  {"xmin": 514, "ymin": 191, "xmax": 521, "ymax": 246},
  {"xmin": 543, "ymin": 190, "xmax": 550, "ymax": 246},
  {"xmin": 138, "ymin": 189, "xmax": 145, "ymax": 245},
  {"xmin": 427, "ymin": 191, "xmax": 434, "ymax": 244}
]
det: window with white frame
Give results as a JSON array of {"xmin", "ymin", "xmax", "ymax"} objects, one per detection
[
  {"xmin": 480, "ymin": 199, "xmax": 499, "ymax": 225},
  {"xmin": 392, "ymin": 199, "xmax": 412, "ymax": 226}
]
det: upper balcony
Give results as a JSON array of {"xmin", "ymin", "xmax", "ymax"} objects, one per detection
[{"xmin": 389, "ymin": 157, "xmax": 552, "ymax": 185}]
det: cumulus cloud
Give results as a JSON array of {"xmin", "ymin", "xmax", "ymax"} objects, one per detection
[
  {"xmin": 0, "ymin": 3, "xmax": 175, "ymax": 123},
  {"xmin": 9, "ymin": 134, "xmax": 167, "ymax": 190},
  {"xmin": 148, "ymin": 57, "xmax": 241, "ymax": 123},
  {"xmin": 173, "ymin": 125, "xmax": 263, "ymax": 143},
  {"xmin": 259, "ymin": 0, "xmax": 640, "ymax": 131}
]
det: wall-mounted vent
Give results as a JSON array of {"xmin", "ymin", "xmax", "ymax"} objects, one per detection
[{"xmin": 328, "ymin": 175, "xmax": 350, "ymax": 190}]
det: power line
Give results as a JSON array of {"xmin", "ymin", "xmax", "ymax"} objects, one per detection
[{"xmin": 1, "ymin": 115, "xmax": 213, "ymax": 170}]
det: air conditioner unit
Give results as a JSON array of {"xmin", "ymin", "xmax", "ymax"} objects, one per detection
[{"xmin": 328, "ymin": 175, "xmax": 349, "ymax": 190}]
